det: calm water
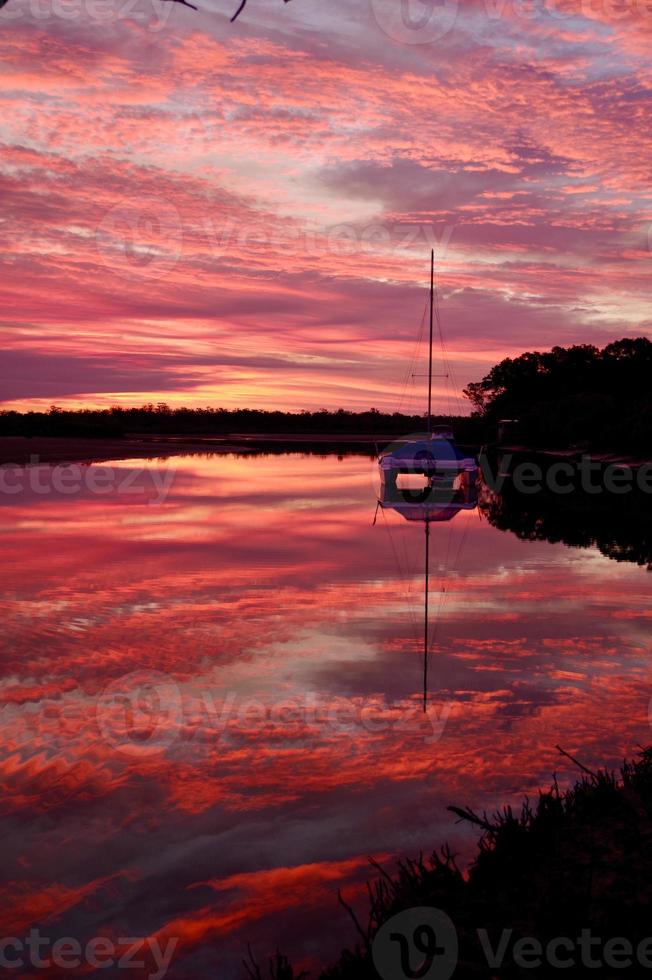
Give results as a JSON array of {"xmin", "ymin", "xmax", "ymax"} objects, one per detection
[{"xmin": 1, "ymin": 452, "xmax": 651, "ymax": 977}]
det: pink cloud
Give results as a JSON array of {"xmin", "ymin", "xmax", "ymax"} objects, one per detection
[{"xmin": 0, "ymin": 6, "xmax": 650, "ymax": 411}]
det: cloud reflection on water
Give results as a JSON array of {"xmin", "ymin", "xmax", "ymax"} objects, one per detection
[{"xmin": 0, "ymin": 452, "xmax": 650, "ymax": 976}]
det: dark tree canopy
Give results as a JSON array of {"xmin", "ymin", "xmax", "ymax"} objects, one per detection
[
  {"xmin": 464, "ymin": 336, "xmax": 652, "ymax": 450},
  {"xmin": 256, "ymin": 749, "xmax": 652, "ymax": 979},
  {"xmin": 0, "ymin": 404, "xmax": 485, "ymax": 445}
]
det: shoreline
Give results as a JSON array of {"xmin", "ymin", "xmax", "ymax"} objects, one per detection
[
  {"xmin": 1, "ymin": 435, "xmax": 650, "ymax": 471},
  {"xmin": 0, "ymin": 434, "xmax": 385, "ymax": 466},
  {"xmin": 495, "ymin": 444, "xmax": 652, "ymax": 472},
  {"xmin": 0, "ymin": 436, "xmax": 246, "ymax": 466}
]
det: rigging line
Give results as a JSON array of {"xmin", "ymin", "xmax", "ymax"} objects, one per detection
[
  {"xmin": 428, "ymin": 517, "xmax": 455, "ymax": 648},
  {"xmin": 452, "ymin": 503, "xmax": 473, "ymax": 571},
  {"xmin": 396, "ymin": 516, "xmax": 412, "ymax": 581},
  {"xmin": 397, "ymin": 514, "xmax": 423, "ymax": 623},
  {"xmin": 429, "ymin": 503, "xmax": 474, "ymax": 649},
  {"xmin": 406, "ymin": 299, "xmax": 427, "ymax": 406},
  {"xmin": 397, "ymin": 298, "xmax": 428, "ymax": 416},
  {"xmin": 425, "ymin": 519, "xmax": 456, "ymax": 701},
  {"xmin": 405, "ymin": 529, "xmax": 425, "ymax": 637},
  {"xmin": 432, "ymin": 529, "xmax": 460, "ymax": 648},
  {"xmin": 405, "ymin": 308, "xmax": 428, "ymax": 418},
  {"xmin": 380, "ymin": 507, "xmax": 421, "ymax": 639},
  {"xmin": 433, "ymin": 286, "xmax": 464, "ymax": 417},
  {"xmin": 433, "ymin": 300, "xmax": 453, "ymax": 417},
  {"xmin": 432, "ymin": 289, "xmax": 449, "ymax": 417}
]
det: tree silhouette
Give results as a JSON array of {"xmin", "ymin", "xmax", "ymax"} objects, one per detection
[
  {"xmin": 464, "ymin": 337, "xmax": 652, "ymax": 450},
  {"xmin": 256, "ymin": 750, "xmax": 652, "ymax": 979}
]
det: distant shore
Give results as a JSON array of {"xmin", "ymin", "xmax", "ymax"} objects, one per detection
[{"xmin": 0, "ymin": 436, "xmax": 241, "ymax": 466}]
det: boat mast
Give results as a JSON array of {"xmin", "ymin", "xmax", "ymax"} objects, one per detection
[{"xmin": 427, "ymin": 249, "xmax": 434, "ymax": 436}]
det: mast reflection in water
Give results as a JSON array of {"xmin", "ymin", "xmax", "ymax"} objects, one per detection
[{"xmin": 376, "ymin": 467, "xmax": 478, "ymax": 712}]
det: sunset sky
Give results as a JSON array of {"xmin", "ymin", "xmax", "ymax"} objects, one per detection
[{"xmin": 2, "ymin": 0, "xmax": 651, "ymax": 413}]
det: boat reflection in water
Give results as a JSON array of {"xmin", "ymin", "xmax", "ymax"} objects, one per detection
[{"xmin": 376, "ymin": 467, "xmax": 478, "ymax": 711}]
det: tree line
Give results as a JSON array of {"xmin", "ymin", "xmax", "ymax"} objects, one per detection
[
  {"xmin": 0, "ymin": 405, "xmax": 486, "ymax": 443},
  {"xmin": 465, "ymin": 336, "xmax": 652, "ymax": 451}
]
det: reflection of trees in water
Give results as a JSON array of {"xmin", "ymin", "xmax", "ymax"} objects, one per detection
[{"xmin": 480, "ymin": 479, "xmax": 652, "ymax": 571}]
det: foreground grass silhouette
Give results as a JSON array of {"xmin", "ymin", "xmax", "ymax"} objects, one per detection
[{"xmin": 249, "ymin": 748, "xmax": 652, "ymax": 979}]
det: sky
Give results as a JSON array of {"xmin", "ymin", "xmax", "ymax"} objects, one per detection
[{"xmin": 1, "ymin": 0, "xmax": 652, "ymax": 413}]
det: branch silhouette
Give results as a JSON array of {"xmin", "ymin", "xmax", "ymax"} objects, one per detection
[
  {"xmin": 161, "ymin": 0, "xmax": 199, "ymax": 9},
  {"xmin": 231, "ymin": 0, "xmax": 292, "ymax": 20}
]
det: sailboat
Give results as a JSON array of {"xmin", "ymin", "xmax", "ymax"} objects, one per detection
[
  {"xmin": 378, "ymin": 250, "xmax": 478, "ymax": 494},
  {"xmin": 376, "ymin": 251, "xmax": 479, "ymax": 711}
]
